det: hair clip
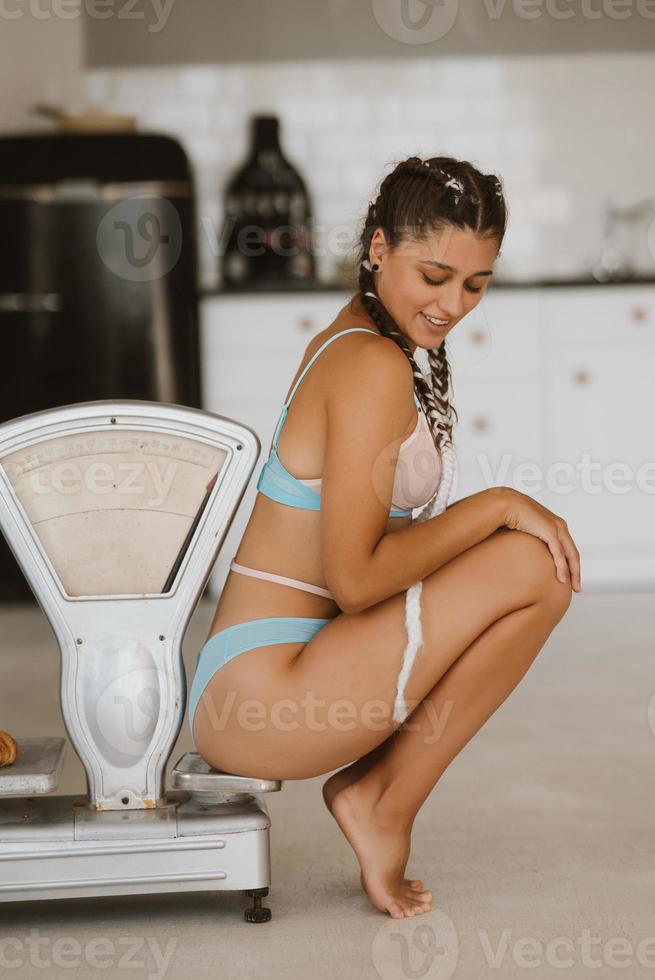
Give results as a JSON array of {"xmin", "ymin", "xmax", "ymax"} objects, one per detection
[
  {"xmin": 421, "ymin": 161, "xmax": 483, "ymax": 207},
  {"xmin": 431, "ymin": 168, "xmax": 463, "ymax": 205},
  {"xmin": 444, "ymin": 176, "xmax": 464, "ymax": 194},
  {"xmin": 444, "ymin": 176, "xmax": 464, "ymax": 204}
]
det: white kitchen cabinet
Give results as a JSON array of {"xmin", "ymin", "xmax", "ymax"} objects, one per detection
[
  {"xmin": 542, "ymin": 288, "xmax": 655, "ymax": 589},
  {"xmin": 199, "ymin": 292, "xmax": 350, "ymax": 596},
  {"xmin": 447, "ymin": 288, "xmax": 542, "ymax": 381},
  {"xmin": 544, "ymin": 287, "xmax": 654, "ymax": 350},
  {"xmin": 199, "ymin": 284, "xmax": 655, "ymax": 595},
  {"xmin": 446, "ymin": 288, "xmax": 544, "ymax": 502},
  {"xmin": 200, "ymin": 291, "xmax": 349, "ymax": 433},
  {"xmin": 452, "ymin": 378, "xmax": 545, "ymax": 504}
]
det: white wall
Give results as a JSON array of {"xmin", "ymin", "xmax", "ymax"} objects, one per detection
[{"xmin": 83, "ymin": 53, "xmax": 655, "ymax": 290}]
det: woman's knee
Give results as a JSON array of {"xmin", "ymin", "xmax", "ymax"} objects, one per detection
[{"xmin": 497, "ymin": 527, "xmax": 573, "ymax": 615}]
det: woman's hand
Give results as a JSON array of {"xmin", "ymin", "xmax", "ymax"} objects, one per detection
[{"xmin": 495, "ymin": 487, "xmax": 582, "ymax": 592}]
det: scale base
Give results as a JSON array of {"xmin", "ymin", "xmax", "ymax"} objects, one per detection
[{"xmin": 0, "ymin": 790, "xmax": 273, "ymax": 916}]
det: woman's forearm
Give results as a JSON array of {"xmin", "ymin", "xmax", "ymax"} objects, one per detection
[{"xmin": 352, "ymin": 487, "xmax": 508, "ymax": 613}]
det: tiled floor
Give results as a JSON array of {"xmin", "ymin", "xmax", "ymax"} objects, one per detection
[{"xmin": 0, "ymin": 589, "xmax": 654, "ymax": 979}]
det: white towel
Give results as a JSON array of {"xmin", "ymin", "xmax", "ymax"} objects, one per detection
[{"xmin": 392, "ymin": 440, "xmax": 458, "ymax": 724}]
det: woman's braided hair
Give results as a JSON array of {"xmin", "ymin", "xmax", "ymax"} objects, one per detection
[
  {"xmin": 356, "ymin": 156, "xmax": 508, "ymax": 726},
  {"xmin": 357, "ymin": 154, "xmax": 508, "ymax": 470}
]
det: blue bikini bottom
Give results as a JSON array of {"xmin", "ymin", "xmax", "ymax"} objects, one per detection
[{"xmin": 188, "ymin": 615, "xmax": 332, "ymax": 739}]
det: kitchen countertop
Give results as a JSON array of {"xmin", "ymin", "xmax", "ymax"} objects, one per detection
[{"xmin": 200, "ymin": 274, "xmax": 655, "ymax": 296}]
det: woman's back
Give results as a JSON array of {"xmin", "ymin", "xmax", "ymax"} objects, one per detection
[{"xmin": 207, "ymin": 295, "xmax": 420, "ymax": 638}]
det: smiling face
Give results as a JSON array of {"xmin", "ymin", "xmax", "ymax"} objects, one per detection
[{"xmin": 367, "ymin": 224, "xmax": 500, "ymax": 352}]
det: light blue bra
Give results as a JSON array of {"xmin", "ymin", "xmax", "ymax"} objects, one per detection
[{"xmin": 256, "ymin": 327, "xmax": 419, "ymax": 518}]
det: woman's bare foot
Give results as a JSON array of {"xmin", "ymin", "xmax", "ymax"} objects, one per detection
[
  {"xmin": 324, "ymin": 765, "xmax": 427, "ymax": 895},
  {"xmin": 323, "ymin": 764, "xmax": 426, "ymax": 895},
  {"xmin": 322, "ymin": 769, "xmax": 433, "ymax": 918}
]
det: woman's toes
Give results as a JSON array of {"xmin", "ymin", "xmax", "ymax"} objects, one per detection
[
  {"xmin": 386, "ymin": 889, "xmax": 432, "ymax": 918},
  {"xmin": 407, "ymin": 895, "xmax": 432, "ymax": 914},
  {"xmin": 387, "ymin": 899, "xmax": 406, "ymax": 919},
  {"xmin": 407, "ymin": 888, "xmax": 432, "ymax": 909}
]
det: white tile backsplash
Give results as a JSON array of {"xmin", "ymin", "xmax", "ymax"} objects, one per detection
[{"xmin": 82, "ymin": 52, "xmax": 655, "ymax": 290}]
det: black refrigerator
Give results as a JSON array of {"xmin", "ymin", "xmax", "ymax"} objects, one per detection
[{"xmin": 0, "ymin": 132, "xmax": 202, "ymax": 600}]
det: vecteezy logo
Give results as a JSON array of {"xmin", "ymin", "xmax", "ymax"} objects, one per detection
[
  {"xmin": 94, "ymin": 665, "xmax": 161, "ymax": 765},
  {"xmin": 86, "ymin": 633, "xmax": 163, "ymax": 767},
  {"xmin": 96, "ymin": 196, "xmax": 183, "ymax": 283},
  {"xmin": 371, "ymin": 0, "xmax": 459, "ymax": 44},
  {"xmin": 646, "ymin": 690, "xmax": 655, "ymax": 740},
  {"xmin": 647, "ymin": 214, "xmax": 655, "ymax": 269},
  {"xmin": 371, "ymin": 908, "xmax": 459, "ymax": 980}
]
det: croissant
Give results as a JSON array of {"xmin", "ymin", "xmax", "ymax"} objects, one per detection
[{"xmin": 0, "ymin": 731, "xmax": 17, "ymax": 767}]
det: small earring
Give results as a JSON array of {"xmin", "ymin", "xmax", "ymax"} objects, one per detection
[{"xmin": 371, "ymin": 263, "xmax": 379, "ymax": 271}]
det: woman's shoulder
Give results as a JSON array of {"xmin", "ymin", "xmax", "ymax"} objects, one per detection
[
  {"xmin": 308, "ymin": 320, "xmax": 409, "ymax": 380},
  {"xmin": 313, "ymin": 325, "xmax": 414, "ymax": 417},
  {"xmin": 311, "ymin": 297, "xmax": 402, "ymax": 361}
]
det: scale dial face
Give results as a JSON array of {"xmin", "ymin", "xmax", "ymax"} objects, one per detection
[{"xmin": 1, "ymin": 429, "xmax": 227, "ymax": 597}]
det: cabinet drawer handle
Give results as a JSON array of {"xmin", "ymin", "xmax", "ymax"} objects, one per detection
[
  {"xmin": 631, "ymin": 305, "xmax": 648, "ymax": 323},
  {"xmin": 471, "ymin": 415, "xmax": 490, "ymax": 432},
  {"xmin": 573, "ymin": 368, "xmax": 591, "ymax": 385},
  {"xmin": 298, "ymin": 315, "xmax": 314, "ymax": 331}
]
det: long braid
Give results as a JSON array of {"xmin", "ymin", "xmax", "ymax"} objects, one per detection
[
  {"xmin": 358, "ymin": 261, "xmax": 459, "ymax": 521},
  {"xmin": 355, "ymin": 154, "xmax": 507, "ymax": 723},
  {"xmin": 359, "ymin": 264, "xmax": 454, "ymax": 452}
]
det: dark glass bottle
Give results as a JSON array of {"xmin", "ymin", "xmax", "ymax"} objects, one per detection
[{"xmin": 220, "ymin": 114, "xmax": 316, "ymax": 290}]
